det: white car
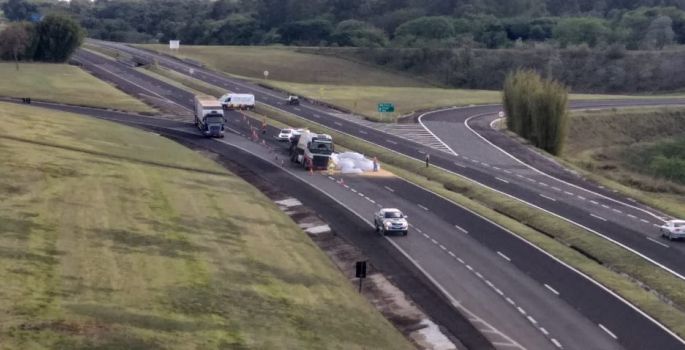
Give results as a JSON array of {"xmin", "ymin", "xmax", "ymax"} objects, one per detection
[
  {"xmin": 277, "ymin": 128, "xmax": 293, "ymax": 142},
  {"xmin": 374, "ymin": 208, "xmax": 408, "ymax": 236},
  {"xmin": 660, "ymin": 220, "xmax": 685, "ymax": 240}
]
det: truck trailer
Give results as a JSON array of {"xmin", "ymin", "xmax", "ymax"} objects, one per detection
[
  {"xmin": 291, "ymin": 130, "xmax": 334, "ymax": 170},
  {"xmin": 219, "ymin": 93, "xmax": 255, "ymax": 110},
  {"xmin": 194, "ymin": 95, "xmax": 226, "ymax": 138}
]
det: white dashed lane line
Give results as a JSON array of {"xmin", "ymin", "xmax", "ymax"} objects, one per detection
[
  {"xmin": 418, "ymin": 204, "xmax": 430, "ymax": 211},
  {"xmin": 497, "ymin": 251, "xmax": 511, "ymax": 262},
  {"xmin": 386, "ymin": 139, "xmax": 398, "ymax": 145},
  {"xmin": 334, "ymin": 121, "xmax": 343, "ymax": 126},
  {"xmin": 564, "ymin": 191, "xmax": 574, "ymax": 196},
  {"xmin": 358, "ymin": 129, "xmax": 367, "ymax": 134},
  {"xmin": 544, "ymin": 284, "xmax": 560, "ymax": 296},
  {"xmin": 640, "ymin": 219, "xmax": 650, "ymax": 223},
  {"xmin": 551, "ymin": 338, "xmax": 563, "ymax": 348},
  {"xmin": 539, "ymin": 194, "xmax": 557, "ymax": 202},
  {"xmin": 454, "ymin": 162, "xmax": 467, "ymax": 168},
  {"xmin": 647, "ymin": 237, "xmax": 669, "ymax": 248},
  {"xmin": 591, "ymin": 213, "xmax": 607, "ymax": 221},
  {"xmin": 384, "ymin": 186, "xmax": 395, "ymax": 192},
  {"xmin": 454, "ymin": 224, "xmax": 469, "ymax": 234},
  {"xmin": 350, "ymin": 188, "xmax": 357, "ymax": 193},
  {"xmin": 590, "ymin": 200, "xmax": 599, "ymax": 205},
  {"xmin": 496, "ymin": 177, "xmax": 510, "ymax": 184},
  {"xmin": 599, "ymin": 324, "xmax": 618, "ymax": 340}
]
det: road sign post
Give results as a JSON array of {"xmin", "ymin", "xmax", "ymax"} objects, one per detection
[
  {"xmin": 263, "ymin": 70, "xmax": 269, "ymax": 80},
  {"xmin": 377, "ymin": 103, "xmax": 395, "ymax": 121},
  {"xmin": 355, "ymin": 261, "xmax": 367, "ymax": 293}
]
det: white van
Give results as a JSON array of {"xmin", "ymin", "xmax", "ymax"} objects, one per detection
[{"xmin": 219, "ymin": 93, "xmax": 255, "ymax": 110}]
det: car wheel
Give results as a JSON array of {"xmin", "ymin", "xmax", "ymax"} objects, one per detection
[
  {"xmin": 375, "ymin": 223, "xmax": 380, "ymax": 233},
  {"xmin": 403, "ymin": 230, "xmax": 408, "ymax": 236}
]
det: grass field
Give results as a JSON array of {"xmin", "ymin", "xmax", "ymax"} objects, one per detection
[
  {"xmin": 139, "ymin": 45, "xmax": 685, "ymax": 121},
  {"xmin": 0, "ymin": 103, "xmax": 411, "ymax": 350},
  {"xmin": 0, "ymin": 63, "xmax": 154, "ymax": 113},
  {"xmin": 564, "ymin": 107, "xmax": 685, "ymax": 218},
  {"xmin": 139, "ymin": 44, "xmax": 429, "ymax": 87}
]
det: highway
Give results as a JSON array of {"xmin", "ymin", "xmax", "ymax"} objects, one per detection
[
  {"xmin": 85, "ymin": 39, "xmax": 685, "ymax": 287},
  {"xmin": 61, "ymin": 46, "xmax": 685, "ymax": 349}
]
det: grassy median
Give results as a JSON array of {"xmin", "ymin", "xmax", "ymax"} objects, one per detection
[
  {"xmin": 134, "ymin": 63, "xmax": 685, "ymax": 337},
  {"xmin": 0, "ymin": 103, "xmax": 412, "ymax": 350},
  {"xmin": 0, "ymin": 63, "xmax": 154, "ymax": 113}
]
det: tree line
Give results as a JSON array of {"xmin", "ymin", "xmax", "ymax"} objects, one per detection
[
  {"xmin": 3, "ymin": 0, "xmax": 685, "ymax": 50},
  {"xmin": 0, "ymin": 10, "xmax": 84, "ymax": 67}
]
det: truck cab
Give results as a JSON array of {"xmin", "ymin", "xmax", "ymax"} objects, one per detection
[
  {"xmin": 194, "ymin": 96, "xmax": 226, "ymax": 138},
  {"xmin": 292, "ymin": 131, "xmax": 333, "ymax": 170}
]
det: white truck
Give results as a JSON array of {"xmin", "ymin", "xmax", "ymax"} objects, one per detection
[
  {"xmin": 219, "ymin": 93, "xmax": 255, "ymax": 110},
  {"xmin": 194, "ymin": 95, "xmax": 226, "ymax": 138},
  {"xmin": 291, "ymin": 130, "xmax": 333, "ymax": 170}
]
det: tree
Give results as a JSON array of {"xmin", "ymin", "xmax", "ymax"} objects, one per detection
[
  {"xmin": 0, "ymin": 23, "xmax": 32, "ymax": 70},
  {"xmin": 1, "ymin": 0, "xmax": 38, "ymax": 22},
  {"xmin": 553, "ymin": 17, "xmax": 610, "ymax": 47},
  {"xmin": 395, "ymin": 16, "xmax": 454, "ymax": 39},
  {"xmin": 34, "ymin": 14, "xmax": 84, "ymax": 62},
  {"xmin": 278, "ymin": 18, "xmax": 333, "ymax": 45},
  {"xmin": 642, "ymin": 15, "xmax": 675, "ymax": 49},
  {"xmin": 330, "ymin": 20, "xmax": 388, "ymax": 47}
]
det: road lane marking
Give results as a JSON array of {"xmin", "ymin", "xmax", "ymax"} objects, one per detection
[
  {"xmin": 552, "ymin": 186, "xmax": 561, "ymax": 191},
  {"xmin": 454, "ymin": 162, "xmax": 466, "ymax": 168},
  {"xmin": 313, "ymin": 114, "xmax": 321, "ymax": 118},
  {"xmin": 590, "ymin": 200, "xmax": 599, "ymax": 205},
  {"xmin": 599, "ymin": 324, "xmax": 618, "ymax": 340},
  {"xmin": 475, "ymin": 272, "xmax": 483, "ymax": 279},
  {"xmin": 539, "ymin": 182, "xmax": 549, "ymax": 187},
  {"xmin": 485, "ymin": 280, "xmax": 494, "ymax": 288},
  {"xmin": 496, "ymin": 177, "xmax": 509, "ymax": 184},
  {"xmin": 422, "ymin": 233, "xmax": 430, "ymax": 239},
  {"xmin": 448, "ymin": 251, "xmax": 456, "ymax": 257},
  {"xmin": 506, "ymin": 297, "xmax": 515, "ymax": 305},
  {"xmin": 334, "ymin": 121, "xmax": 343, "ymax": 126},
  {"xmin": 613, "ymin": 208, "xmax": 623, "ymax": 214},
  {"xmin": 384, "ymin": 186, "xmax": 395, "ymax": 192},
  {"xmin": 494, "ymin": 288, "xmax": 503, "ymax": 296},
  {"xmin": 503, "ymin": 170, "xmax": 512, "ymax": 174},
  {"xmin": 439, "ymin": 244, "xmax": 447, "ymax": 251},
  {"xmin": 359, "ymin": 129, "xmax": 367, "ymax": 134},
  {"xmin": 544, "ymin": 284, "xmax": 560, "ymax": 296},
  {"xmin": 517, "ymin": 306, "xmax": 526, "ymax": 315},
  {"xmin": 358, "ymin": 192, "xmax": 365, "ymax": 197},
  {"xmin": 527, "ymin": 316, "xmax": 537, "ymax": 325},
  {"xmin": 627, "ymin": 214, "xmax": 637, "ymax": 219},
  {"xmin": 493, "ymin": 166, "xmax": 501, "ymax": 170},
  {"xmin": 293, "ymin": 107, "xmax": 301, "ymax": 111},
  {"xmin": 466, "ymin": 264, "xmax": 473, "ymax": 271},
  {"xmin": 540, "ymin": 327, "xmax": 549, "ymax": 336},
  {"xmin": 641, "ymin": 219, "xmax": 650, "ymax": 223},
  {"xmin": 457, "ymin": 257, "xmax": 465, "ymax": 264},
  {"xmin": 497, "ymin": 251, "xmax": 511, "ymax": 262},
  {"xmin": 601, "ymin": 204, "xmax": 610, "ymax": 209},
  {"xmin": 431, "ymin": 238, "xmax": 438, "ymax": 245},
  {"xmin": 564, "ymin": 191, "xmax": 574, "ymax": 195},
  {"xmin": 591, "ymin": 214, "xmax": 607, "ymax": 221},
  {"xmin": 327, "ymin": 176, "xmax": 335, "ymax": 180},
  {"xmin": 350, "ymin": 188, "xmax": 357, "ymax": 193},
  {"xmin": 454, "ymin": 224, "xmax": 468, "ymax": 234},
  {"xmin": 366, "ymin": 197, "xmax": 375, "ymax": 204},
  {"xmin": 551, "ymin": 338, "xmax": 563, "ymax": 348},
  {"xmin": 481, "ymin": 162, "xmax": 490, "ymax": 167},
  {"xmin": 418, "ymin": 204, "xmax": 429, "ymax": 211},
  {"xmin": 647, "ymin": 237, "xmax": 669, "ymax": 248},
  {"xmin": 386, "ymin": 139, "xmax": 398, "ymax": 145},
  {"xmin": 577, "ymin": 195, "xmax": 586, "ymax": 200},
  {"xmin": 516, "ymin": 174, "xmax": 524, "ymax": 178},
  {"xmin": 539, "ymin": 194, "xmax": 557, "ymax": 202}
]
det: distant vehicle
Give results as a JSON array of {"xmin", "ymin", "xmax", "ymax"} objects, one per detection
[
  {"xmin": 374, "ymin": 208, "xmax": 408, "ymax": 236},
  {"xmin": 291, "ymin": 130, "xmax": 333, "ymax": 170},
  {"xmin": 219, "ymin": 93, "xmax": 255, "ymax": 110},
  {"xmin": 277, "ymin": 128, "xmax": 293, "ymax": 142},
  {"xmin": 660, "ymin": 220, "xmax": 685, "ymax": 240},
  {"xmin": 286, "ymin": 95, "xmax": 300, "ymax": 105},
  {"xmin": 194, "ymin": 95, "xmax": 225, "ymax": 138}
]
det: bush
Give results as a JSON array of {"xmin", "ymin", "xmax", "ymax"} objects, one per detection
[{"xmin": 503, "ymin": 69, "xmax": 569, "ymax": 155}]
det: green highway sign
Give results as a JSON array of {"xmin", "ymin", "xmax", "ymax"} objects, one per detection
[{"xmin": 377, "ymin": 102, "xmax": 395, "ymax": 113}]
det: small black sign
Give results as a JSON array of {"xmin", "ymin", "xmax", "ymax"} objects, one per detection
[{"xmin": 355, "ymin": 261, "xmax": 367, "ymax": 278}]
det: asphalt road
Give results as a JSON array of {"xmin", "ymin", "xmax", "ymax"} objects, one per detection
[
  {"xmin": 67, "ymin": 44, "xmax": 685, "ymax": 349},
  {"xmin": 86, "ymin": 39, "xmax": 685, "ymax": 287}
]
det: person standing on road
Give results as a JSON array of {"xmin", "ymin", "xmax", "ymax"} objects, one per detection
[
  {"xmin": 425, "ymin": 153, "xmax": 430, "ymax": 168},
  {"xmin": 373, "ymin": 156, "xmax": 379, "ymax": 172}
]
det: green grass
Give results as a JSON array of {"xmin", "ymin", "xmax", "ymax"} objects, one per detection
[
  {"xmin": 137, "ymin": 45, "xmax": 685, "ymax": 121},
  {"xmin": 563, "ymin": 107, "xmax": 685, "ymax": 218},
  {"xmin": 0, "ymin": 102, "xmax": 412, "ymax": 350},
  {"xmin": 0, "ymin": 63, "xmax": 155, "ymax": 113},
  {"xmin": 138, "ymin": 44, "xmax": 429, "ymax": 87},
  {"xmin": 251, "ymin": 102, "xmax": 685, "ymax": 338},
  {"xmin": 129, "ymin": 64, "xmax": 685, "ymax": 338}
]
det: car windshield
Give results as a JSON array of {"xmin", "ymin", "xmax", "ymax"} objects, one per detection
[
  {"xmin": 384, "ymin": 211, "xmax": 403, "ymax": 219},
  {"xmin": 674, "ymin": 222, "xmax": 685, "ymax": 228},
  {"xmin": 281, "ymin": 129, "xmax": 291, "ymax": 134},
  {"xmin": 309, "ymin": 141, "xmax": 333, "ymax": 154}
]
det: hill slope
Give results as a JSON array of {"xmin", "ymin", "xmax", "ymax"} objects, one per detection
[{"xmin": 0, "ymin": 103, "xmax": 412, "ymax": 350}]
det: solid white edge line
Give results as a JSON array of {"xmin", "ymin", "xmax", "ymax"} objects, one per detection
[
  {"xmin": 461, "ymin": 111, "xmax": 670, "ymax": 222},
  {"xmin": 599, "ymin": 324, "xmax": 618, "ymax": 340},
  {"xmin": 214, "ymin": 138, "xmax": 525, "ymax": 348},
  {"xmin": 127, "ymin": 48, "xmax": 685, "ymax": 345},
  {"xmin": 385, "ymin": 171, "xmax": 685, "ymax": 346}
]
